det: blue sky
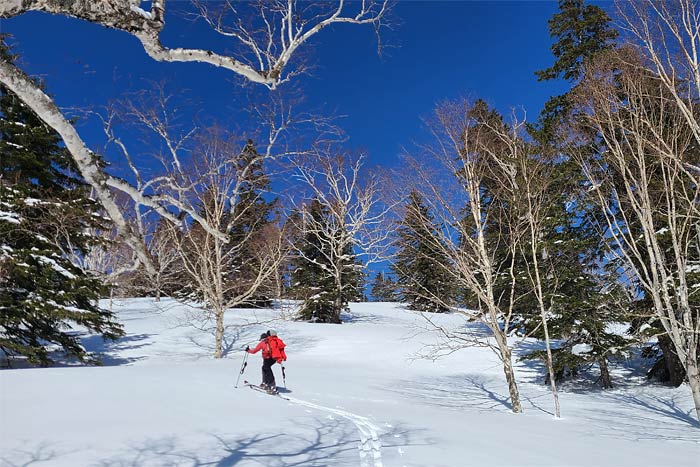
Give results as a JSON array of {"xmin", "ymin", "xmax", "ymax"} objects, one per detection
[{"xmin": 0, "ymin": 1, "xmax": 575, "ymax": 169}]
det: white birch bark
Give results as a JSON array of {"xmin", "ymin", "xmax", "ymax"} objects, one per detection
[
  {"xmin": 164, "ymin": 132, "xmax": 286, "ymax": 358},
  {"xmin": 0, "ymin": 0, "xmax": 390, "ymax": 89},
  {"xmin": 0, "ymin": 0, "xmax": 391, "ymax": 270},
  {"xmin": 0, "ymin": 58, "xmax": 156, "ymax": 271},
  {"xmin": 399, "ymin": 99, "xmax": 527, "ymax": 414},
  {"xmin": 575, "ymin": 45, "xmax": 700, "ymax": 424},
  {"xmin": 290, "ymin": 151, "xmax": 393, "ymax": 322}
]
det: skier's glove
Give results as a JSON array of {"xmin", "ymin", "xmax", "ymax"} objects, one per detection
[{"xmin": 245, "ymin": 346, "xmax": 250, "ymax": 352}]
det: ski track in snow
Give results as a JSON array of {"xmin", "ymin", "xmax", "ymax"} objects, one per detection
[{"xmin": 282, "ymin": 394, "xmax": 384, "ymax": 467}]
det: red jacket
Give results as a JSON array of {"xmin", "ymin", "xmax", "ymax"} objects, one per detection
[
  {"xmin": 248, "ymin": 336, "xmax": 287, "ymax": 363},
  {"xmin": 248, "ymin": 338, "xmax": 273, "ymax": 359}
]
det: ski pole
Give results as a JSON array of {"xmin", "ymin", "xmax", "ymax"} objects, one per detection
[
  {"xmin": 234, "ymin": 350, "xmax": 249, "ymax": 388},
  {"xmin": 281, "ymin": 365, "xmax": 286, "ymax": 389}
]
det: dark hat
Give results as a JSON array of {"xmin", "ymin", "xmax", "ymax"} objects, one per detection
[{"xmin": 260, "ymin": 333, "xmax": 268, "ymax": 340}]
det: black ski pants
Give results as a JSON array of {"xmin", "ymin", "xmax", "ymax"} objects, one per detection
[{"xmin": 262, "ymin": 358, "xmax": 277, "ymax": 388}]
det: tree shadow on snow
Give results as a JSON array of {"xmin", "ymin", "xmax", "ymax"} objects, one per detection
[
  {"xmin": 0, "ymin": 441, "xmax": 65, "ymax": 467},
  {"xmin": 385, "ymin": 374, "xmax": 512, "ymax": 412},
  {"xmin": 514, "ymin": 339, "xmax": 652, "ymax": 390},
  {"xmin": 179, "ymin": 326, "xmax": 260, "ymax": 359},
  {"xmin": 0, "ymin": 420, "xmax": 431, "ymax": 467},
  {"xmin": 79, "ymin": 333, "xmax": 153, "ymax": 366},
  {"xmin": 511, "ymin": 342, "xmax": 699, "ymax": 430},
  {"xmin": 341, "ymin": 310, "xmax": 395, "ymax": 325},
  {"xmin": 614, "ymin": 392, "xmax": 699, "ymax": 427},
  {"xmin": 583, "ymin": 391, "xmax": 700, "ymax": 433},
  {"xmin": 91, "ymin": 416, "xmax": 426, "ymax": 467},
  {"xmin": 0, "ymin": 333, "xmax": 153, "ymax": 369},
  {"xmin": 385, "ymin": 373, "xmax": 557, "ymax": 417}
]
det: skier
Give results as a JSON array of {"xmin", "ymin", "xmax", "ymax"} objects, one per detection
[{"xmin": 246, "ymin": 331, "xmax": 286, "ymax": 394}]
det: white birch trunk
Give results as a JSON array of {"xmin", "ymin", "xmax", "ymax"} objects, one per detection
[
  {"xmin": 686, "ymin": 355, "xmax": 700, "ymax": 425},
  {"xmin": 0, "ymin": 58, "xmax": 157, "ymax": 273},
  {"xmin": 493, "ymin": 333, "xmax": 523, "ymax": 413}
]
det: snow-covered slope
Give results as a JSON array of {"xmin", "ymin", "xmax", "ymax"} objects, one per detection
[{"xmin": 1, "ymin": 299, "xmax": 697, "ymax": 466}]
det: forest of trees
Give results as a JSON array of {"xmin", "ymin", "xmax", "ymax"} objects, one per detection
[{"xmin": 0, "ymin": 0, "xmax": 698, "ymax": 424}]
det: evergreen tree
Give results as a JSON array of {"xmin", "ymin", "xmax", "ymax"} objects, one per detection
[
  {"xmin": 291, "ymin": 199, "xmax": 363, "ymax": 323},
  {"xmin": 521, "ymin": 1, "xmax": 627, "ymax": 388},
  {"xmin": 0, "ymin": 36, "xmax": 123, "ymax": 366},
  {"xmin": 536, "ymin": 0, "xmax": 618, "ymax": 83},
  {"xmin": 392, "ymin": 191, "xmax": 453, "ymax": 312},
  {"xmin": 227, "ymin": 140, "xmax": 277, "ymax": 307},
  {"xmin": 370, "ymin": 271, "xmax": 397, "ymax": 302},
  {"xmin": 533, "ymin": 1, "xmax": 698, "ymax": 389},
  {"xmin": 532, "ymin": 0, "xmax": 618, "ymax": 144}
]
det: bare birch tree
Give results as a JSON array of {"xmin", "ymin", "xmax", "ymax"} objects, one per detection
[
  {"xmin": 139, "ymin": 219, "xmax": 181, "ymax": 301},
  {"xmin": 617, "ymin": 0, "xmax": 700, "ymax": 146},
  {"xmin": 1, "ymin": 1, "xmax": 391, "ymax": 89},
  {"xmin": 0, "ymin": 0, "xmax": 392, "ymax": 271},
  {"xmin": 290, "ymin": 150, "xmax": 392, "ymax": 323},
  {"xmin": 573, "ymin": 45, "xmax": 700, "ymax": 424},
  {"xmin": 166, "ymin": 129, "xmax": 286, "ymax": 358},
  {"xmin": 512, "ymin": 138, "xmax": 562, "ymax": 418},
  {"xmin": 401, "ymin": 99, "xmax": 527, "ymax": 414}
]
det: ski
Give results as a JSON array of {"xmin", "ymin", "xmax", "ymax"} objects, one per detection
[
  {"xmin": 245, "ymin": 382, "xmax": 270, "ymax": 393},
  {"xmin": 243, "ymin": 380, "xmax": 289, "ymax": 400}
]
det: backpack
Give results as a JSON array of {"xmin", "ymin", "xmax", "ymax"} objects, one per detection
[{"xmin": 268, "ymin": 336, "xmax": 287, "ymax": 362}]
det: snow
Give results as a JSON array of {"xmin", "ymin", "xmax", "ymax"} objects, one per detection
[
  {"xmin": 0, "ymin": 210, "xmax": 21, "ymax": 224},
  {"xmin": 572, "ymin": 343, "xmax": 593, "ymax": 355},
  {"xmin": 34, "ymin": 233, "xmax": 50, "ymax": 243},
  {"xmin": 45, "ymin": 300, "xmax": 89, "ymax": 314},
  {"xmin": 32, "ymin": 255, "xmax": 77, "ymax": 279},
  {"xmin": 23, "ymin": 197, "xmax": 42, "ymax": 206},
  {"xmin": 1, "ymin": 299, "xmax": 698, "ymax": 467},
  {"xmin": 130, "ymin": 4, "xmax": 154, "ymax": 20}
]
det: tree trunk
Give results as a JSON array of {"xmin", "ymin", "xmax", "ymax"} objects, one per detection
[
  {"xmin": 530, "ymin": 228, "xmax": 561, "ymax": 417},
  {"xmin": 334, "ymin": 265, "xmax": 343, "ymax": 324},
  {"xmin": 501, "ymin": 346, "xmax": 523, "ymax": 413},
  {"xmin": 598, "ymin": 357, "xmax": 613, "ymax": 389},
  {"xmin": 686, "ymin": 350, "xmax": 700, "ymax": 426},
  {"xmin": 492, "ymin": 333, "xmax": 522, "ymax": 413},
  {"xmin": 214, "ymin": 306, "xmax": 224, "ymax": 359},
  {"xmin": 658, "ymin": 334, "xmax": 687, "ymax": 387},
  {"xmin": 541, "ymin": 320, "xmax": 561, "ymax": 417}
]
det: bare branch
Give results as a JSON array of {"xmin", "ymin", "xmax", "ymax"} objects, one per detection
[{"xmin": 1, "ymin": 0, "xmax": 392, "ymax": 89}]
